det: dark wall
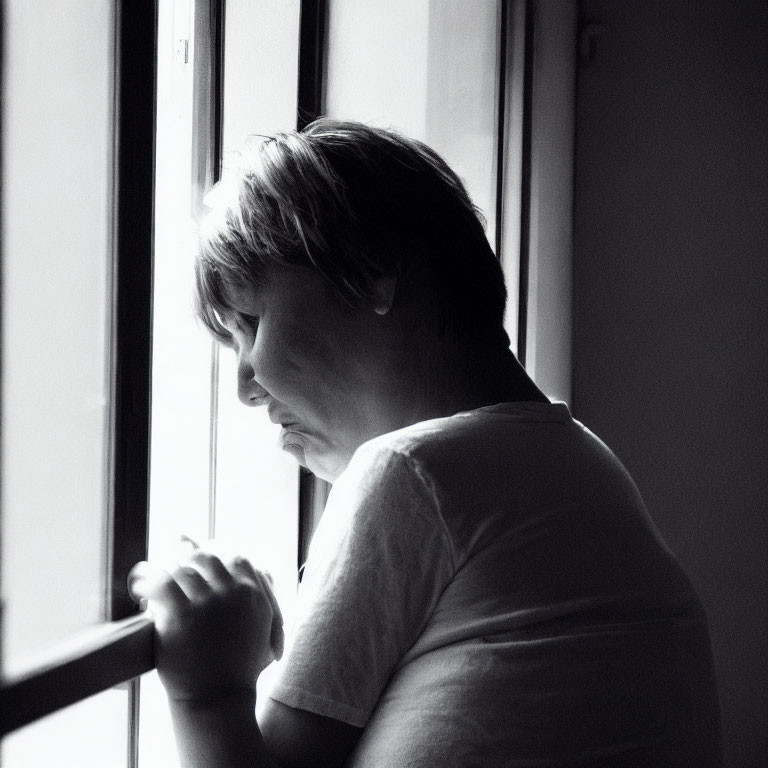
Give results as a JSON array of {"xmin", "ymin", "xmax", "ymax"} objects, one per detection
[{"xmin": 572, "ymin": 1, "xmax": 768, "ymax": 765}]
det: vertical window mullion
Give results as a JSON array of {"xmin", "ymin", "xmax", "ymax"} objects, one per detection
[
  {"xmin": 191, "ymin": 0, "xmax": 226, "ymax": 542},
  {"xmin": 0, "ymin": 0, "xmax": 6, "ymax": 719},
  {"xmin": 516, "ymin": 0, "xmax": 535, "ymax": 367},
  {"xmin": 108, "ymin": 0, "xmax": 158, "ymax": 624},
  {"xmin": 495, "ymin": 0, "xmax": 510, "ymax": 260},
  {"xmin": 296, "ymin": 0, "xmax": 330, "ymax": 573},
  {"xmin": 297, "ymin": 0, "xmax": 327, "ymax": 131},
  {"xmin": 127, "ymin": 677, "xmax": 141, "ymax": 768},
  {"xmin": 108, "ymin": 4, "xmax": 158, "ymax": 766}
]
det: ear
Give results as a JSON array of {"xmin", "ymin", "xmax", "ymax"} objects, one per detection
[{"xmin": 370, "ymin": 273, "xmax": 398, "ymax": 315}]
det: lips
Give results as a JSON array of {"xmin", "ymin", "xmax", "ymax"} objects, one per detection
[
  {"xmin": 274, "ymin": 415, "xmax": 301, "ymax": 432},
  {"xmin": 267, "ymin": 406, "xmax": 295, "ymax": 428}
]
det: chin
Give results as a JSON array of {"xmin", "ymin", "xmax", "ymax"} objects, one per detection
[
  {"xmin": 282, "ymin": 442, "xmax": 309, "ymax": 467},
  {"xmin": 281, "ymin": 431, "xmax": 352, "ymax": 483},
  {"xmin": 304, "ymin": 452, "xmax": 349, "ymax": 484}
]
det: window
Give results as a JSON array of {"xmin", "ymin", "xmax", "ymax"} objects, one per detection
[
  {"xmin": 140, "ymin": 3, "xmax": 304, "ymax": 759},
  {"xmin": 1, "ymin": 1, "xmax": 553, "ymax": 765},
  {"xmin": 1, "ymin": 0, "xmax": 116, "ymax": 677},
  {"xmin": 325, "ymin": 0, "xmax": 519, "ymax": 345},
  {"xmin": 1, "ymin": 0, "xmax": 155, "ymax": 759}
]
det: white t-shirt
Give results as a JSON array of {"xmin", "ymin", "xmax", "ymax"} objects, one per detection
[{"xmin": 268, "ymin": 402, "xmax": 722, "ymax": 767}]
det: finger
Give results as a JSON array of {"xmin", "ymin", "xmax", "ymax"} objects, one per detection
[
  {"xmin": 179, "ymin": 534, "xmax": 200, "ymax": 549},
  {"xmin": 256, "ymin": 570, "xmax": 283, "ymax": 632},
  {"xmin": 128, "ymin": 562, "xmax": 189, "ymax": 610},
  {"xmin": 260, "ymin": 570, "xmax": 285, "ymax": 661},
  {"xmin": 178, "ymin": 534, "xmax": 200, "ymax": 560},
  {"xmin": 227, "ymin": 555, "xmax": 261, "ymax": 586},
  {"xmin": 170, "ymin": 564, "xmax": 212, "ymax": 601},
  {"xmin": 187, "ymin": 549, "xmax": 235, "ymax": 590},
  {"xmin": 230, "ymin": 558, "xmax": 284, "ymax": 660},
  {"xmin": 270, "ymin": 605, "xmax": 285, "ymax": 661},
  {"xmin": 228, "ymin": 558, "xmax": 282, "ymax": 624},
  {"xmin": 251, "ymin": 568, "xmax": 284, "ymax": 661},
  {"xmin": 128, "ymin": 561, "xmax": 151, "ymax": 604}
]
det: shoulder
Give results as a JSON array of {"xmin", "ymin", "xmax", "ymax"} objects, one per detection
[
  {"xmin": 350, "ymin": 400, "xmax": 577, "ymax": 480},
  {"xmin": 310, "ymin": 428, "xmax": 457, "ymax": 570}
]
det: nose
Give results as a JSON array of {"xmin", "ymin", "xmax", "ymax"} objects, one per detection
[{"xmin": 237, "ymin": 358, "xmax": 268, "ymax": 407}]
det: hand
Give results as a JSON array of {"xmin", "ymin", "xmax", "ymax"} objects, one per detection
[{"xmin": 128, "ymin": 549, "xmax": 284, "ymax": 703}]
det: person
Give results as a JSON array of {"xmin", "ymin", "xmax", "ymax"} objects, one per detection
[{"xmin": 129, "ymin": 120, "xmax": 723, "ymax": 767}]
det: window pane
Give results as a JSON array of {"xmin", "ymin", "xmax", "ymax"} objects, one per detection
[
  {"xmin": 214, "ymin": 0, "xmax": 302, "ymax": 624},
  {"xmin": 213, "ymin": 362, "xmax": 300, "ymax": 623},
  {"xmin": 222, "ymin": 0, "xmax": 301, "ymax": 146},
  {"xmin": 147, "ymin": 0, "xmax": 302, "ymax": 564},
  {"xmin": 1, "ymin": 686, "xmax": 128, "ymax": 768},
  {"xmin": 148, "ymin": 0, "xmax": 213, "ymax": 556},
  {"xmin": 139, "ymin": 671, "xmax": 179, "ymax": 768},
  {"xmin": 142, "ymin": 3, "xmax": 301, "ymax": 764},
  {"xmin": 326, "ymin": 0, "xmax": 501, "ymax": 242},
  {"xmin": 0, "ymin": 0, "xmax": 114, "ymax": 673}
]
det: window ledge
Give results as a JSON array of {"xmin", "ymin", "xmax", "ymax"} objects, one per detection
[{"xmin": 0, "ymin": 614, "xmax": 154, "ymax": 736}]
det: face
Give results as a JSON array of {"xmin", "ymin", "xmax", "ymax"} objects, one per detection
[{"xmin": 220, "ymin": 266, "xmax": 390, "ymax": 481}]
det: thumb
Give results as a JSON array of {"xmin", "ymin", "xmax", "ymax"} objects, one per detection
[{"xmin": 271, "ymin": 611, "xmax": 285, "ymax": 661}]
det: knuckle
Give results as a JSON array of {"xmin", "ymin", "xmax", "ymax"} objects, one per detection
[
  {"xmin": 225, "ymin": 555, "xmax": 246, "ymax": 572},
  {"xmin": 175, "ymin": 564, "xmax": 200, "ymax": 578},
  {"xmin": 191, "ymin": 549, "xmax": 216, "ymax": 564}
]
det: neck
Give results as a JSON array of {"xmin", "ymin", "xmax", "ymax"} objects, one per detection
[
  {"xmin": 436, "ymin": 342, "xmax": 548, "ymax": 414},
  {"xmin": 373, "ymin": 336, "xmax": 549, "ymax": 435}
]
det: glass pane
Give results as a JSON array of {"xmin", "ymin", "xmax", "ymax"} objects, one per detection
[
  {"xmin": 215, "ymin": 0, "xmax": 302, "ymax": 625},
  {"xmin": 222, "ymin": 0, "xmax": 301, "ymax": 147},
  {"xmin": 142, "ymin": 3, "xmax": 301, "ymax": 765},
  {"xmin": 1, "ymin": 686, "xmax": 128, "ymax": 768},
  {"xmin": 148, "ymin": 0, "xmax": 302, "ymax": 564},
  {"xmin": 326, "ymin": 0, "xmax": 501, "ymax": 244},
  {"xmin": 0, "ymin": 0, "xmax": 114, "ymax": 673},
  {"xmin": 214, "ymin": 359, "xmax": 300, "ymax": 623},
  {"xmin": 139, "ymin": 671, "xmax": 180, "ymax": 768},
  {"xmin": 149, "ymin": 0, "xmax": 213, "ymax": 556}
]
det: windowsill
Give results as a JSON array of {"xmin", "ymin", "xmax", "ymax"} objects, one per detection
[{"xmin": 0, "ymin": 614, "xmax": 154, "ymax": 736}]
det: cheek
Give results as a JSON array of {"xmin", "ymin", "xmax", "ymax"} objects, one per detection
[{"xmin": 251, "ymin": 317, "xmax": 323, "ymax": 399}]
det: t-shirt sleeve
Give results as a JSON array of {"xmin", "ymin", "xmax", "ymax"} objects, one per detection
[{"xmin": 268, "ymin": 443, "xmax": 456, "ymax": 728}]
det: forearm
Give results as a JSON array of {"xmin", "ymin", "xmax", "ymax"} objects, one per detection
[{"xmin": 168, "ymin": 690, "xmax": 276, "ymax": 768}]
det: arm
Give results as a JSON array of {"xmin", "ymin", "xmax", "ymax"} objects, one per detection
[
  {"xmin": 129, "ymin": 551, "xmax": 361, "ymax": 768},
  {"xmin": 167, "ymin": 690, "xmax": 272, "ymax": 768},
  {"xmin": 165, "ymin": 681, "xmax": 361, "ymax": 768},
  {"xmin": 259, "ymin": 699, "xmax": 362, "ymax": 768}
]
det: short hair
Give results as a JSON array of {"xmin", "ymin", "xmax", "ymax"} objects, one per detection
[{"xmin": 195, "ymin": 119, "xmax": 508, "ymax": 348}]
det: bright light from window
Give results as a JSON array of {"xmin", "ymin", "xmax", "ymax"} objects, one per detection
[
  {"xmin": 140, "ymin": 2, "xmax": 302, "ymax": 765},
  {"xmin": 0, "ymin": 0, "xmax": 114, "ymax": 677}
]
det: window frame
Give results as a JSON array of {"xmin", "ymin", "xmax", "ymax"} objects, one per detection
[
  {"xmin": 108, "ymin": 0, "xmax": 159, "ymax": 626},
  {"xmin": 0, "ymin": 0, "xmax": 550, "ymax": 750},
  {"xmin": 0, "ymin": 0, "xmax": 333, "ymax": 744},
  {"xmin": 0, "ymin": 0, "xmax": 158, "ymax": 738},
  {"xmin": 295, "ymin": 0, "xmax": 331, "ymax": 572}
]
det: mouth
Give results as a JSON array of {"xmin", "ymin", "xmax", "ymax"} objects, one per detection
[
  {"xmin": 275, "ymin": 417, "xmax": 303, "ymax": 435},
  {"xmin": 267, "ymin": 407, "xmax": 297, "ymax": 429}
]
